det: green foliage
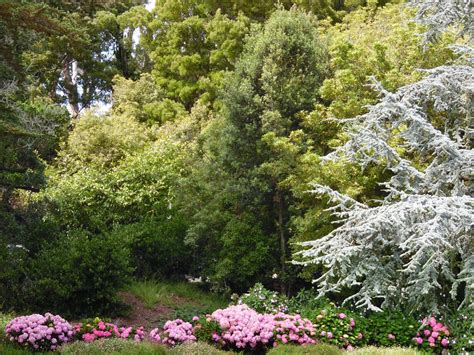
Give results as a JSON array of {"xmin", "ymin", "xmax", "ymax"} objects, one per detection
[
  {"xmin": 318, "ymin": 3, "xmax": 455, "ymax": 119},
  {"xmin": 183, "ymin": 6, "xmax": 330, "ymax": 293},
  {"xmin": 364, "ymin": 312, "xmax": 418, "ymax": 348},
  {"xmin": 237, "ymin": 283, "xmax": 289, "ymax": 314},
  {"xmin": 59, "ymin": 338, "xmax": 168, "ymax": 355},
  {"xmin": 0, "ymin": 313, "xmax": 13, "ymax": 339},
  {"xmin": 113, "ymin": 217, "xmax": 190, "ymax": 279},
  {"xmin": 446, "ymin": 310, "xmax": 474, "ymax": 353},
  {"xmin": 287, "ymin": 289, "xmax": 333, "ymax": 319},
  {"xmin": 193, "ymin": 318, "xmax": 222, "ymax": 344},
  {"xmin": 60, "ymin": 112, "xmax": 152, "ymax": 169},
  {"xmin": 26, "ymin": 230, "xmax": 132, "ymax": 318},
  {"xmin": 147, "ymin": 2, "xmax": 252, "ymax": 110},
  {"xmin": 112, "ymin": 74, "xmax": 186, "ymax": 124},
  {"xmin": 313, "ymin": 304, "xmax": 365, "ymax": 349},
  {"xmin": 43, "ymin": 128, "xmax": 186, "ymax": 231}
]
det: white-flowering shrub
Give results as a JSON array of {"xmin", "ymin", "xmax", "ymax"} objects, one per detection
[{"xmin": 295, "ymin": 0, "xmax": 473, "ymax": 314}]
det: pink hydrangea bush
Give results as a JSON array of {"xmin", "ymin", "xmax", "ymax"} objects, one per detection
[
  {"xmin": 414, "ymin": 316, "xmax": 450, "ymax": 353},
  {"xmin": 150, "ymin": 319, "xmax": 196, "ymax": 346},
  {"xmin": 75, "ymin": 317, "xmax": 144, "ymax": 343},
  {"xmin": 5, "ymin": 313, "xmax": 75, "ymax": 352},
  {"xmin": 272, "ymin": 313, "xmax": 316, "ymax": 346},
  {"xmin": 210, "ymin": 305, "xmax": 275, "ymax": 351},
  {"xmin": 313, "ymin": 306, "xmax": 364, "ymax": 351}
]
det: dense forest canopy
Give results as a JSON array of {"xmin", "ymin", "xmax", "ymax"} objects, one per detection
[{"xmin": 0, "ymin": 0, "xmax": 472, "ymax": 337}]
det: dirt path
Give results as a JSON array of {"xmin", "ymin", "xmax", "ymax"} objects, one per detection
[{"xmin": 113, "ymin": 291, "xmax": 173, "ymax": 331}]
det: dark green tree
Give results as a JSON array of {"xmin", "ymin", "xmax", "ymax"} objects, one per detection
[{"xmin": 183, "ymin": 8, "xmax": 329, "ymax": 293}]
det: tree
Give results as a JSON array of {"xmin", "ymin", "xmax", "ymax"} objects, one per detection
[
  {"xmin": 23, "ymin": 0, "xmax": 144, "ymax": 117},
  {"xmin": 295, "ymin": 0, "xmax": 473, "ymax": 314},
  {"xmin": 183, "ymin": 8, "xmax": 329, "ymax": 292}
]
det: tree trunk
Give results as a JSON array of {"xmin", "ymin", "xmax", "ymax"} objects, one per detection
[{"xmin": 62, "ymin": 59, "xmax": 80, "ymax": 118}]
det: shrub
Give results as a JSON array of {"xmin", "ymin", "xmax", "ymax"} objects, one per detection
[
  {"xmin": 192, "ymin": 317, "xmax": 222, "ymax": 344},
  {"xmin": 413, "ymin": 316, "xmax": 450, "ymax": 352},
  {"xmin": 209, "ymin": 305, "xmax": 275, "ymax": 351},
  {"xmin": 26, "ymin": 230, "xmax": 132, "ymax": 318},
  {"xmin": 364, "ymin": 311, "xmax": 418, "ymax": 347},
  {"xmin": 150, "ymin": 319, "xmax": 196, "ymax": 346},
  {"xmin": 272, "ymin": 313, "xmax": 316, "ymax": 346},
  {"xmin": 237, "ymin": 283, "xmax": 289, "ymax": 314},
  {"xmin": 74, "ymin": 317, "xmax": 145, "ymax": 343},
  {"xmin": 0, "ymin": 313, "xmax": 14, "ymax": 338},
  {"xmin": 446, "ymin": 310, "xmax": 474, "ymax": 353},
  {"xmin": 116, "ymin": 217, "xmax": 191, "ymax": 279},
  {"xmin": 5, "ymin": 313, "xmax": 74, "ymax": 352},
  {"xmin": 313, "ymin": 304, "xmax": 365, "ymax": 351},
  {"xmin": 287, "ymin": 288, "xmax": 332, "ymax": 319}
]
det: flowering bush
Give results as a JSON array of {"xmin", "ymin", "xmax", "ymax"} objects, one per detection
[
  {"xmin": 272, "ymin": 313, "xmax": 316, "ymax": 346},
  {"xmin": 237, "ymin": 283, "xmax": 289, "ymax": 314},
  {"xmin": 414, "ymin": 316, "xmax": 450, "ymax": 353},
  {"xmin": 446, "ymin": 311, "xmax": 473, "ymax": 353},
  {"xmin": 150, "ymin": 319, "xmax": 196, "ymax": 346},
  {"xmin": 211, "ymin": 305, "xmax": 275, "ymax": 351},
  {"xmin": 5, "ymin": 313, "xmax": 74, "ymax": 351},
  {"xmin": 75, "ymin": 317, "xmax": 144, "ymax": 343},
  {"xmin": 365, "ymin": 311, "xmax": 418, "ymax": 347},
  {"xmin": 191, "ymin": 316, "xmax": 222, "ymax": 344},
  {"xmin": 313, "ymin": 305, "xmax": 364, "ymax": 351}
]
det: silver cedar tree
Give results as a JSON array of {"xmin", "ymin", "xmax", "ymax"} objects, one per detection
[{"xmin": 294, "ymin": 0, "xmax": 473, "ymax": 313}]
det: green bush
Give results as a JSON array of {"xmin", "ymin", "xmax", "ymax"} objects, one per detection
[
  {"xmin": 59, "ymin": 338, "xmax": 168, "ymax": 354},
  {"xmin": 287, "ymin": 288, "xmax": 332, "ymax": 319},
  {"xmin": 193, "ymin": 318, "xmax": 222, "ymax": 344},
  {"xmin": 0, "ymin": 313, "xmax": 14, "ymax": 340},
  {"xmin": 26, "ymin": 230, "xmax": 132, "ymax": 318},
  {"xmin": 313, "ymin": 304, "xmax": 366, "ymax": 350},
  {"xmin": 364, "ymin": 312, "xmax": 418, "ymax": 348},
  {"xmin": 115, "ymin": 217, "xmax": 190, "ymax": 279},
  {"xmin": 446, "ymin": 310, "xmax": 474, "ymax": 353}
]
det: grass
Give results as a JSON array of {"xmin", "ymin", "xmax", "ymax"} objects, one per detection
[
  {"xmin": 128, "ymin": 280, "xmax": 228, "ymax": 313},
  {"xmin": 59, "ymin": 338, "xmax": 168, "ymax": 354},
  {"xmin": 171, "ymin": 342, "xmax": 230, "ymax": 354},
  {"xmin": 268, "ymin": 343, "xmax": 342, "ymax": 354},
  {"xmin": 352, "ymin": 346, "xmax": 421, "ymax": 354}
]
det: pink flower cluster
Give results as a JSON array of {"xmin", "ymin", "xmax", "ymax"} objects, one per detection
[
  {"xmin": 414, "ymin": 316, "xmax": 449, "ymax": 349},
  {"xmin": 272, "ymin": 313, "xmax": 316, "ymax": 346},
  {"xmin": 150, "ymin": 319, "xmax": 196, "ymax": 346},
  {"xmin": 5, "ymin": 313, "xmax": 74, "ymax": 351},
  {"xmin": 75, "ymin": 319, "xmax": 144, "ymax": 343},
  {"xmin": 210, "ymin": 305, "xmax": 275, "ymax": 349}
]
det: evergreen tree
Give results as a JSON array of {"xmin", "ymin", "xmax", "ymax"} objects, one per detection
[{"xmin": 295, "ymin": 0, "xmax": 473, "ymax": 313}]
